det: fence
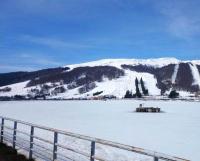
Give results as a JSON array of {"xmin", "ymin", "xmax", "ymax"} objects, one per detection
[{"xmin": 0, "ymin": 116, "xmax": 189, "ymax": 161}]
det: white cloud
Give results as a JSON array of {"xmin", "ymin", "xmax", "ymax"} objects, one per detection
[
  {"xmin": 21, "ymin": 35, "xmax": 92, "ymax": 49},
  {"xmin": 154, "ymin": 0, "xmax": 200, "ymax": 40},
  {"xmin": 19, "ymin": 53, "xmax": 62, "ymax": 66},
  {"xmin": 19, "ymin": 53, "xmax": 32, "ymax": 58},
  {"xmin": 35, "ymin": 59, "xmax": 61, "ymax": 66},
  {"xmin": 0, "ymin": 53, "xmax": 63, "ymax": 73},
  {"xmin": 0, "ymin": 65, "xmax": 36, "ymax": 72}
]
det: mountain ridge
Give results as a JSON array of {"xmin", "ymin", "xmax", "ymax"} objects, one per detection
[
  {"xmin": 0, "ymin": 58, "xmax": 200, "ymax": 99},
  {"xmin": 65, "ymin": 57, "xmax": 200, "ymax": 69}
]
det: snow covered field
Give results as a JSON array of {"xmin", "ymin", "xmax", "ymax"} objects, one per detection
[{"xmin": 0, "ymin": 100, "xmax": 199, "ymax": 160}]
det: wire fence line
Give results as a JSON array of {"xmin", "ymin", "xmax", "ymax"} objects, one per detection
[{"xmin": 0, "ymin": 116, "xmax": 189, "ymax": 161}]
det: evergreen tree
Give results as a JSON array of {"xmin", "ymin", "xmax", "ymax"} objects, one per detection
[
  {"xmin": 168, "ymin": 90, "xmax": 179, "ymax": 98},
  {"xmin": 124, "ymin": 90, "xmax": 133, "ymax": 98},
  {"xmin": 135, "ymin": 78, "xmax": 142, "ymax": 98},
  {"xmin": 140, "ymin": 78, "xmax": 149, "ymax": 95}
]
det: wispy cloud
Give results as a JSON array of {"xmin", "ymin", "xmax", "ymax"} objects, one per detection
[
  {"xmin": 0, "ymin": 64, "xmax": 36, "ymax": 73},
  {"xmin": 0, "ymin": 0, "xmax": 101, "ymax": 21},
  {"xmin": 0, "ymin": 53, "xmax": 63, "ymax": 73},
  {"xmin": 35, "ymin": 59, "xmax": 61, "ymax": 66},
  {"xmin": 154, "ymin": 0, "xmax": 200, "ymax": 40},
  {"xmin": 20, "ymin": 35, "xmax": 93, "ymax": 49},
  {"xmin": 19, "ymin": 53, "xmax": 62, "ymax": 66}
]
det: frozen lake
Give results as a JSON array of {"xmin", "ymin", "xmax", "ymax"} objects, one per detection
[{"xmin": 0, "ymin": 100, "xmax": 199, "ymax": 160}]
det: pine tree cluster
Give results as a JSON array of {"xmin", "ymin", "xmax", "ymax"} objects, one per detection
[{"xmin": 124, "ymin": 77, "xmax": 149, "ymax": 98}]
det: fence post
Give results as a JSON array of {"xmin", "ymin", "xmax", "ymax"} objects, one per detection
[
  {"xmin": 154, "ymin": 157, "xmax": 159, "ymax": 161},
  {"xmin": 90, "ymin": 141, "xmax": 95, "ymax": 161},
  {"xmin": 53, "ymin": 132, "xmax": 58, "ymax": 161},
  {"xmin": 13, "ymin": 121, "xmax": 17, "ymax": 149},
  {"xmin": 1, "ymin": 118, "xmax": 4, "ymax": 143},
  {"xmin": 29, "ymin": 126, "xmax": 34, "ymax": 159}
]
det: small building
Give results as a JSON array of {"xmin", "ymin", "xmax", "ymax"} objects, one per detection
[{"xmin": 136, "ymin": 104, "xmax": 160, "ymax": 113}]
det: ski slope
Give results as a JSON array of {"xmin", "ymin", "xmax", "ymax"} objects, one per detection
[
  {"xmin": 52, "ymin": 70, "xmax": 160, "ymax": 99},
  {"xmin": 189, "ymin": 63, "xmax": 200, "ymax": 87},
  {"xmin": 171, "ymin": 64, "xmax": 179, "ymax": 84}
]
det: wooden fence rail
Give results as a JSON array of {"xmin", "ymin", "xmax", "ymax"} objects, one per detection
[{"xmin": 0, "ymin": 116, "xmax": 189, "ymax": 161}]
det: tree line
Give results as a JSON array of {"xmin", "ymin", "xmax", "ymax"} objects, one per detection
[{"xmin": 124, "ymin": 77, "xmax": 179, "ymax": 98}]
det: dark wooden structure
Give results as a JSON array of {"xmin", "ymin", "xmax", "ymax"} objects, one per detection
[{"xmin": 136, "ymin": 104, "xmax": 161, "ymax": 113}]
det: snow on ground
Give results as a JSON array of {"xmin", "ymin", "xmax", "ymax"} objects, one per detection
[
  {"xmin": 0, "ymin": 69, "xmax": 160, "ymax": 99},
  {"xmin": 191, "ymin": 60, "xmax": 200, "ymax": 65},
  {"xmin": 65, "ymin": 57, "xmax": 180, "ymax": 70},
  {"xmin": 52, "ymin": 70, "xmax": 160, "ymax": 99},
  {"xmin": 189, "ymin": 63, "xmax": 200, "ymax": 87},
  {"xmin": 0, "ymin": 100, "xmax": 199, "ymax": 160},
  {"xmin": 178, "ymin": 91, "xmax": 195, "ymax": 97},
  {"xmin": 1, "ymin": 58, "xmax": 200, "ymax": 99},
  {"xmin": 0, "ymin": 81, "xmax": 30, "ymax": 97},
  {"xmin": 171, "ymin": 64, "xmax": 179, "ymax": 84},
  {"xmin": 91, "ymin": 70, "xmax": 160, "ymax": 97}
]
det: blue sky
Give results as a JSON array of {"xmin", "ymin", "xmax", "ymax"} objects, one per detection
[{"xmin": 1, "ymin": 0, "xmax": 200, "ymax": 72}]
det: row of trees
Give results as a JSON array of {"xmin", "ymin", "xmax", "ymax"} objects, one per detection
[
  {"xmin": 124, "ymin": 77, "xmax": 149, "ymax": 98},
  {"xmin": 124, "ymin": 76, "xmax": 180, "ymax": 99}
]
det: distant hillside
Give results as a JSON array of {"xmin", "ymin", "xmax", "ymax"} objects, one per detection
[{"xmin": 0, "ymin": 58, "xmax": 200, "ymax": 99}]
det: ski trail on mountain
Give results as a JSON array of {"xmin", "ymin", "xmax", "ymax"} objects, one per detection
[
  {"xmin": 171, "ymin": 64, "xmax": 179, "ymax": 84},
  {"xmin": 189, "ymin": 63, "xmax": 200, "ymax": 87}
]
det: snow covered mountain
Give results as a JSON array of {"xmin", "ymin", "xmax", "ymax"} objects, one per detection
[{"xmin": 0, "ymin": 58, "xmax": 200, "ymax": 99}]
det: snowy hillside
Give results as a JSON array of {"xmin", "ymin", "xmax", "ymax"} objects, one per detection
[
  {"xmin": 0, "ymin": 58, "xmax": 200, "ymax": 99},
  {"xmin": 66, "ymin": 57, "xmax": 180, "ymax": 69}
]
